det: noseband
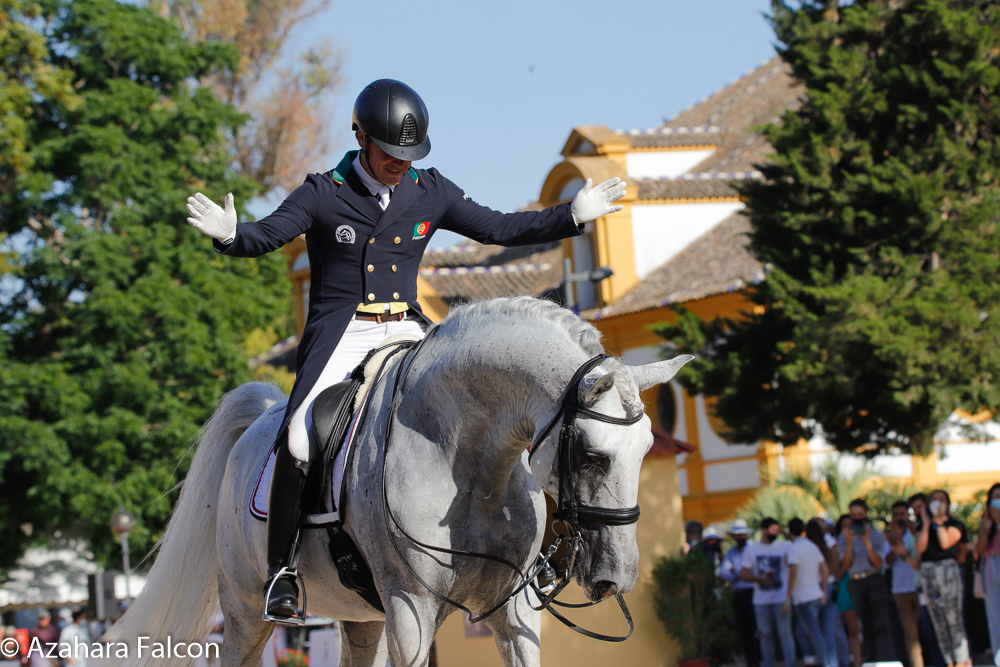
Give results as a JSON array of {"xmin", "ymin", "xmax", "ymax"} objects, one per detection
[{"xmin": 381, "ymin": 334, "xmax": 640, "ymax": 641}]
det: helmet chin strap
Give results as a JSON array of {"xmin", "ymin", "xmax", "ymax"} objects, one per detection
[{"xmin": 360, "ymin": 134, "xmax": 389, "ymax": 188}]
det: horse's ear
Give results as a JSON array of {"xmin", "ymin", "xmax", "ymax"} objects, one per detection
[
  {"xmin": 629, "ymin": 355, "xmax": 695, "ymax": 391},
  {"xmin": 579, "ymin": 371, "xmax": 617, "ymax": 407}
]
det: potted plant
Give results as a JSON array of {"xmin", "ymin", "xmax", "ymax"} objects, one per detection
[{"xmin": 652, "ymin": 548, "xmax": 731, "ymax": 667}]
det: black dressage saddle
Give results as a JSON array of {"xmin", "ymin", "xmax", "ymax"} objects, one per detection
[{"xmin": 303, "ymin": 369, "xmax": 383, "ymax": 612}]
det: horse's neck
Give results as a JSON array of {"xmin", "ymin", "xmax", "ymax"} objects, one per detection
[{"xmin": 401, "ymin": 328, "xmax": 581, "ymax": 501}]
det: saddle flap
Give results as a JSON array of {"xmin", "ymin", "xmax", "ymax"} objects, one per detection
[{"xmin": 309, "ymin": 379, "xmax": 358, "ymax": 454}]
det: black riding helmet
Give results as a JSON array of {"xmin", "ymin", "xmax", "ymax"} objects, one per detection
[{"xmin": 352, "ymin": 79, "xmax": 431, "ymax": 161}]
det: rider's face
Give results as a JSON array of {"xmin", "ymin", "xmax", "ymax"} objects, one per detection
[{"xmin": 356, "ymin": 130, "xmax": 411, "ymax": 187}]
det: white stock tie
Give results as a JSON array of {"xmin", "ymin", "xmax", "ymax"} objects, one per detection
[{"xmin": 376, "ymin": 185, "xmax": 391, "ymax": 211}]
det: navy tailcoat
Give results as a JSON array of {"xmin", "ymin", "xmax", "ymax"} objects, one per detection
[{"xmin": 215, "ymin": 150, "xmax": 582, "ymax": 435}]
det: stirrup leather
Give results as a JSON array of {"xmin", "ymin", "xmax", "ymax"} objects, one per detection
[{"xmin": 262, "ymin": 566, "xmax": 308, "ymax": 626}]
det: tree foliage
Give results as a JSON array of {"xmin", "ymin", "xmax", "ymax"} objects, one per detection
[
  {"xmin": 0, "ymin": 0, "xmax": 290, "ymax": 574},
  {"xmin": 150, "ymin": 0, "xmax": 343, "ymax": 192},
  {"xmin": 655, "ymin": 0, "xmax": 1000, "ymax": 456}
]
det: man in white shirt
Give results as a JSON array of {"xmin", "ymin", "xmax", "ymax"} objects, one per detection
[
  {"xmin": 742, "ymin": 518, "xmax": 797, "ymax": 667},
  {"xmin": 57, "ymin": 609, "xmax": 90, "ymax": 667},
  {"xmin": 787, "ymin": 518, "xmax": 831, "ymax": 667}
]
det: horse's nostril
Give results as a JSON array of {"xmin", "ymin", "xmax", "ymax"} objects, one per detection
[{"xmin": 594, "ymin": 580, "xmax": 618, "ymax": 600}]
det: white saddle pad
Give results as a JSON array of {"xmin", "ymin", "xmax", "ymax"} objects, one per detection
[
  {"xmin": 250, "ymin": 395, "xmax": 368, "ymax": 525},
  {"xmin": 249, "ymin": 333, "xmax": 421, "ymax": 525}
]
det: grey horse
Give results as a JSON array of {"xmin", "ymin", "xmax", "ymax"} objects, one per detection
[{"xmin": 105, "ymin": 296, "xmax": 691, "ymax": 667}]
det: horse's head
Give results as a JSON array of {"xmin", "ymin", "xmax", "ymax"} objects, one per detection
[{"xmin": 530, "ymin": 354, "xmax": 693, "ymax": 602}]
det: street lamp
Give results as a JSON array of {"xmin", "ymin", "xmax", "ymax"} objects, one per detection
[
  {"xmin": 563, "ymin": 258, "xmax": 614, "ymax": 311},
  {"xmin": 111, "ymin": 508, "xmax": 136, "ymax": 604}
]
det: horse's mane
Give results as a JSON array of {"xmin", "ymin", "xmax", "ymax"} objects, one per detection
[
  {"xmin": 440, "ymin": 296, "xmax": 604, "ymax": 355},
  {"xmin": 437, "ymin": 296, "xmax": 642, "ymax": 410}
]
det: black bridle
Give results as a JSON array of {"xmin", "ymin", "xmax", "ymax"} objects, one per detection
[
  {"xmin": 528, "ymin": 353, "xmax": 643, "ymax": 533},
  {"xmin": 379, "ymin": 331, "xmax": 642, "ymax": 641}
]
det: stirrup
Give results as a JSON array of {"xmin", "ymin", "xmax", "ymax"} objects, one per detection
[{"xmin": 262, "ymin": 567, "xmax": 308, "ymax": 626}]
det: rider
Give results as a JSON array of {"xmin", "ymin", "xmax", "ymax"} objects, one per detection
[{"xmin": 185, "ymin": 79, "xmax": 628, "ymax": 623}]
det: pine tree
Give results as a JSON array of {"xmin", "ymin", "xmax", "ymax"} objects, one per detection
[
  {"xmin": 0, "ymin": 0, "xmax": 291, "ymax": 572},
  {"xmin": 655, "ymin": 0, "xmax": 1000, "ymax": 456}
]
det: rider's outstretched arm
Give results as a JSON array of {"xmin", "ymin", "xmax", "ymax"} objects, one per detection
[{"xmin": 185, "ymin": 176, "xmax": 321, "ymax": 257}]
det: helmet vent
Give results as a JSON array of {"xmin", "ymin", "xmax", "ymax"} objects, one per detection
[{"xmin": 399, "ymin": 114, "xmax": 418, "ymax": 146}]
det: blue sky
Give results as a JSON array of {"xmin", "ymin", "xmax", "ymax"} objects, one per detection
[{"xmin": 265, "ymin": 0, "xmax": 779, "ymax": 248}]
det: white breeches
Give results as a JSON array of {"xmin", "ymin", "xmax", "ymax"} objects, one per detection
[{"xmin": 287, "ymin": 316, "xmax": 427, "ymax": 461}]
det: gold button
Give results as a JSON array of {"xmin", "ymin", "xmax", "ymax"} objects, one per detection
[
  {"xmin": 369, "ymin": 238, "xmax": 375, "ymax": 244},
  {"xmin": 367, "ymin": 293, "xmax": 375, "ymax": 301},
  {"xmin": 393, "ymin": 292, "xmax": 399, "ymax": 299},
  {"xmin": 394, "ymin": 237, "xmax": 401, "ymax": 244},
  {"xmin": 391, "ymin": 265, "xmax": 397, "ymax": 272},
  {"xmin": 367, "ymin": 264, "xmax": 374, "ymax": 272}
]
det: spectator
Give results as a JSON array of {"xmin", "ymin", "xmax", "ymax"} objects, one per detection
[
  {"xmin": 807, "ymin": 518, "xmax": 842, "ymax": 667},
  {"xmin": 742, "ymin": 518, "xmax": 796, "ymax": 667},
  {"xmin": 975, "ymin": 482, "xmax": 1000, "ymax": 663},
  {"xmin": 686, "ymin": 520, "xmax": 705, "ymax": 551},
  {"xmin": 702, "ymin": 526, "xmax": 725, "ymax": 572},
  {"xmin": 911, "ymin": 493, "xmax": 947, "ymax": 667},
  {"xmin": 887, "ymin": 500, "xmax": 922, "ymax": 667},
  {"xmin": 788, "ymin": 517, "xmax": 831, "ymax": 667},
  {"xmin": 0, "ymin": 627, "xmax": 21, "ymax": 667},
  {"xmin": 832, "ymin": 515, "xmax": 861, "ymax": 667},
  {"xmin": 28, "ymin": 609, "xmax": 59, "ymax": 667},
  {"xmin": 839, "ymin": 498, "xmax": 895, "ymax": 662},
  {"xmin": 722, "ymin": 519, "xmax": 761, "ymax": 667},
  {"xmin": 915, "ymin": 489, "xmax": 970, "ymax": 667},
  {"xmin": 58, "ymin": 609, "xmax": 90, "ymax": 667}
]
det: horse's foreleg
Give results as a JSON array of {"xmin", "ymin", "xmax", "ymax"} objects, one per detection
[
  {"xmin": 484, "ymin": 590, "xmax": 542, "ymax": 667},
  {"xmin": 339, "ymin": 621, "xmax": 388, "ymax": 667}
]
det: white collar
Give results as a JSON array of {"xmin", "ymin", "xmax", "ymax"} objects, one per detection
[{"xmin": 352, "ymin": 153, "xmax": 395, "ymax": 196}]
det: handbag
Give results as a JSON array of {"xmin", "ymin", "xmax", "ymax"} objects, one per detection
[{"xmin": 974, "ymin": 561, "xmax": 986, "ymax": 599}]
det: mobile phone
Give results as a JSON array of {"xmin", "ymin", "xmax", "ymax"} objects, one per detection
[
  {"xmin": 897, "ymin": 519, "xmax": 907, "ymax": 529},
  {"xmin": 852, "ymin": 523, "xmax": 865, "ymax": 534}
]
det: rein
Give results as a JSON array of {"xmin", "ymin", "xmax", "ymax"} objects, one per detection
[{"xmin": 379, "ymin": 331, "xmax": 640, "ymax": 641}]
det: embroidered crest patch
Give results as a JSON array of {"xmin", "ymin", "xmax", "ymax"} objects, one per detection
[
  {"xmin": 413, "ymin": 221, "xmax": 429, "ymax": 240},
  {"xmin": 336, "ymin": 225, "xmax": 356, "ymax": 244}
]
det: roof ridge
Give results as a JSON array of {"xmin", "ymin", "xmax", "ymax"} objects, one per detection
[
  {"xmin": 614, "ymin": 124, "xmax": 725, "ymax": 136},
  {"xmin": 635, "ymin": 171, "xmax": 764, "ymax": 182}
]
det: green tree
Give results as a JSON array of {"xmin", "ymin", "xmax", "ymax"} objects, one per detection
[
  {"xmin": 654, "ymin": 0, "xmax": 1000, "ymax": 456},
  {"xmin": 0, "ymin": 0, "xmax": 290, "ymax": 574}
]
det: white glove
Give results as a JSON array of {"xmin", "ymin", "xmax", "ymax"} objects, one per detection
[
  {"xmin": 186, "ymin": 192, "xmax": 237, "ymax": 242},
  {"xmin": 571, "ymin": 177, "xmax": 627, "ymax": 225}
]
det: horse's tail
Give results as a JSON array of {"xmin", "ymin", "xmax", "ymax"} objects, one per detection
[{"xmin": 105, "ymin": 381, "xmax": 284, "ymax": 664}]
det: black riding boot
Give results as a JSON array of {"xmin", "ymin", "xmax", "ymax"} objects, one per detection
[{"xmin": 263, "ymin": 435, "xmax": 309, "ymax": 621}]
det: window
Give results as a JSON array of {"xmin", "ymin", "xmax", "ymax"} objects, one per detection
[{"xmin": 657, "ymin": 382, "xmax": 677, "ymax": 434}]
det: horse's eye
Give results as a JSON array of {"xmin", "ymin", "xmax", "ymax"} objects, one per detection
[{"xmin": 585, "ymin": 454, "xmax": 606, "ymax": 468}]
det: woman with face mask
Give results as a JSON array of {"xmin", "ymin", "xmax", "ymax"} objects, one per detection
[
  {"xmin": 915, "ymin": 488, "xmax": 971, "ymax": 667},
  {"xmin": 975, "ymin": 483, "xmax": 1000, "ymax": 661}
]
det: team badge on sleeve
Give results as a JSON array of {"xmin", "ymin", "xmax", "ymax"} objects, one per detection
[{"xmin": 413, "ymin": 222, "xmax": 429, "ymax": 240}]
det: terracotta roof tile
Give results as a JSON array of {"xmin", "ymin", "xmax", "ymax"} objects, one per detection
[
  {"xmin": 419, "ymin": 243, "xmax": 564, "ymax": 304},
  {"xmin": 585, "ymin": 213, "xmax": 767, "ymax": 320},
  {"xmin": 662, "ymin": 58, "xmax": 804, "ymax": 174}
]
